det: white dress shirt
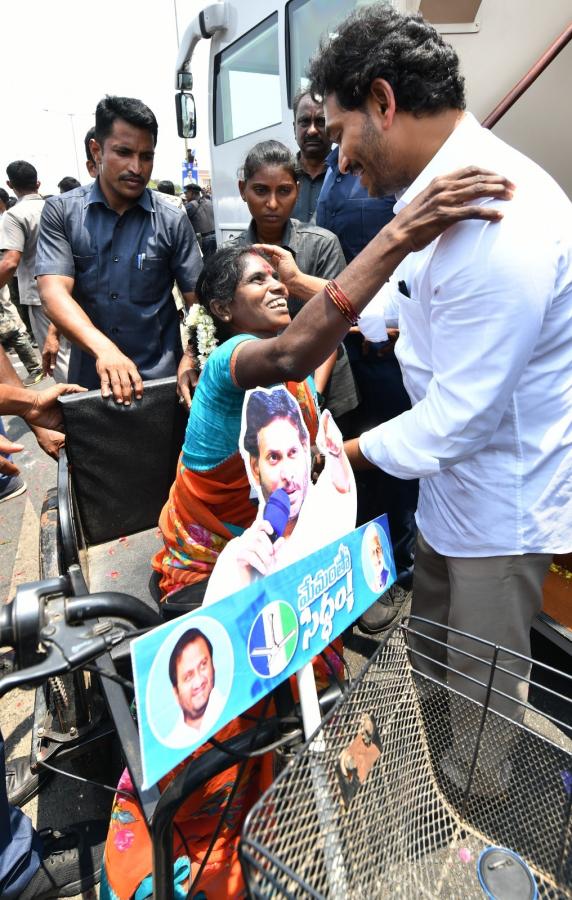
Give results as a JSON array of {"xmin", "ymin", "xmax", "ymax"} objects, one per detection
[{"xmin": 359, "ymin": 113, "xmax": 572, "ymax": 557}]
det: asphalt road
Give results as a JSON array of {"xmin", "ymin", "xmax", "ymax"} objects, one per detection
[{"xmin": 1, "ymin": 356, "xmax": 100, "ymax": 899}]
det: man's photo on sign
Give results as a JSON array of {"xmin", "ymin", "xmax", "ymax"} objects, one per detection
[{"xmin": 143, "ymin": 615, "xmax": 234, "ymax": 750}]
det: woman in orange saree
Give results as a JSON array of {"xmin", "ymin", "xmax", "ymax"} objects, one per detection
[{"xmin": 102, "ymin": 245, "xmax": 336, "ymax": 900}]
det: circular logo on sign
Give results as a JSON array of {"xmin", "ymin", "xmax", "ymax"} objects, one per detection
[{"xmin": 248, "ymin": 600, "xmax": 299, "ymax": 678}]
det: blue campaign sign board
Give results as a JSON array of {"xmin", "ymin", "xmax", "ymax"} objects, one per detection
[{"xmin": 132, "ymin": 515, "xmax": 395, "ymax": 788}]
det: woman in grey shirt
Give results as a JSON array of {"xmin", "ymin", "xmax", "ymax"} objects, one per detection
[{"xmin": 229, "ymin": 140, "xmax": 359, "ymax": 433}]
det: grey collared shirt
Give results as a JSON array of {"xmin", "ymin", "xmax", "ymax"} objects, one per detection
[
  {"xmin": 1, "ymin": 193, "xmax": 45, "ymax": 306},
  {"xmin": 292, "ymin": 155, "xmax": 327, "ymax": 224},
  {"xmin": 35, "ymin": 180, "xmax": 202, "ymax": 388}
]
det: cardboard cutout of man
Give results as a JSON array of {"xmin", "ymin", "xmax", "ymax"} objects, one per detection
[{"xmin": 203, "ymin": 386, "xmax": 356, "ymax": 605}]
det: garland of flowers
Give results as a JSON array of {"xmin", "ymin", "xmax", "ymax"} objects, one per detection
[{"xmin": 185, "ymin": 304, "xmax": 218, "ymax": 370}]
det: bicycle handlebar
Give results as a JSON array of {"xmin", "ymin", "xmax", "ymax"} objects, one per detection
[{"xmin": 0, "ymin": 577, "xmax": 162, "ymax": 698}]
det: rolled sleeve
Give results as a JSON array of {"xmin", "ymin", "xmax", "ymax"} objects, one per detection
[
  {"xmin": 359, "ymin": 218, "xmax": 552, "ymax": 479},
  {"xmin": 1, "ymin": 210, "xmax": 25, "ymax": 253},
  {"xmin": 170, "ymin": 213, "xmax": 203, "ymax": 293},
  {"xmin": 358, "ymin": 280, "xmax": 396, "ymax": 342},
  {"xmin": 35, "ymin": 198, "xmax": 75, "ymax": 278}
]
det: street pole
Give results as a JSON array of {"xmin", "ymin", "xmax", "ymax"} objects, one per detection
[{"xmin": 68, "ymin": 114, "xmax": 81, "ymax": 182}]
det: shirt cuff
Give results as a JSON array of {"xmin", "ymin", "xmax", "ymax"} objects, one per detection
[
  {"xmin": 34, "ymin": 265, "xmax": 75, "ymax": 278},
  {"xmin": 359, "ymin": 425, "xmax": 390, "ymax": 471},
  {"xmin": 358, "ymin": 307, "xmax": 388, "ymax": 343}
]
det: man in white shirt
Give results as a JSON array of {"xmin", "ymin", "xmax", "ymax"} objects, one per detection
[
  {"xmin": 308, "ymin": 6, "xmax": 572, "ymax": 729},
  {"xmin": 166, "ymin": 628, "xmax": 226, "ymax": 747}
]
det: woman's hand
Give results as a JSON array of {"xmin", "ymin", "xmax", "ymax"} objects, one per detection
[
  {"xmin": 391, "ymin": 166, "xmax": 515, "ymax": 253},
  {"xmin": 252, "ymin": 244, "xmax": 301, "ymax": 290}
]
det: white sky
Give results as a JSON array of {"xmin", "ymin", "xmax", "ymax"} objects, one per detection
[{"xmin": 0, "ymin": 0, "xmax": 211, "ymax": 195}]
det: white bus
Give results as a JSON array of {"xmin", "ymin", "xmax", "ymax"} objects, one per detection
[
  {"xmin": 174, "ymin": 0, "xmax": 571, "ymax": 244},
  {"xmin": 174, "ymin": 0, "xmax": 572, "ymax": 653}
]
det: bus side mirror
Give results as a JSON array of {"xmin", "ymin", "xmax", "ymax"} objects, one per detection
[{"xmin": 176, "ymin": 92, "xmax": 196, "ymax": 139}]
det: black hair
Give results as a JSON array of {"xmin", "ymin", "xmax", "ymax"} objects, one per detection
[
  {"xmin": 84, "ymin": 126, "xmax": 96, "ymax": 163},
  {"xmin": 292, "ymin": 88, "xmax": 322, "ymax": 119},
  {"xmin": 58, "ymin": 176, "xmax": 81, "ymax": 193},
  {"xmin": 156, "ymin": 179, "xmax": 175, "ymax": 195},
  {"xmin": 6, "ymin": 160, "xmax": 38, "ymax": 192},
  {"xmin": 168, "ymin": 628, "xmax": 213, "ymax": 688},
  {"xmin": 308, "ymin": 4, "xmax": 465, "ymax": 114},
  {"xmin": 94, "ymin": 95, "xmax": 158, "ymax": 147},
  {"xmin": 0, "ymin": 188, "xmax": 10, "ymax": 208},
  {"xmin": 243, "ymin": 388, "xmax": 307, "ymax": 459},
  {"xmin": 185, "ymin": 183, "xmax": 201, "ymax": 194},
  {"xmin": 241, "ymin": 140, "xmax": 297, "ymax": 183},
  {"xmin": 195, "ymin": 244, "xmax": 261, "ymax": 342}
]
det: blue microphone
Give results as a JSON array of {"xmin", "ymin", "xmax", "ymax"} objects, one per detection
[{"xmin": 263, "ymin": 489, "xmax": 291, "ymax": 543}]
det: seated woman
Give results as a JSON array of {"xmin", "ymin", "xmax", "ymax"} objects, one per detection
[
  {"xmin": 102, "ymin": 167, "xmax": 514, "ymax": 899},
  {"xmin": 152, "ymin": 245, "xmax": 323, "ymax": 605},
  {"xmin": 103, "ymin": 246, "xmax": 337, "ymax": 900},
  {"xmin": 231, "ymin": 139, "xmax": 359, "ymax": 433}
]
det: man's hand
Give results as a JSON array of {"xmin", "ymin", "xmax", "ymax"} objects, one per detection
[
  {"xmin": 177, "ymin": 348, "xmax": 200, "ymax": 410},
  {"xmin": 95, "ymin": 348, "xmax": 143, "ymax": 404},
  {"xmin": 24, "ymin": 383, "xmax": 87, "ymax": 431},
  {"xmin": 251, "ymin": 244, "xmax": 301, "ymax": 290},
  {"xmin": 316, "ymin": 408, "xmax": 352, "ymax": 493},
  {"xmin": 316, "ymin": 409, "xmax": 343, "ymax": 459},
  {"xmin": 235, "ymin": 519, "xmax": 280, "ymax": 577},
  {"xmin": 0, "ymin": 435, "xmax": 24, "ymax": 476},
  {"xmin": 42, "ymin": 323, "xmax": 61, "ymax": 377},
  {"xmin": 391, "ymin": 166, "xmax": 515, "ymax": 254},
  {"xmin": 29, "ymin": 426, "xmax": 65, "ymax": 461}
]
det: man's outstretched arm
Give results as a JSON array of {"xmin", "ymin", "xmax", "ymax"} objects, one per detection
[{"xmin": 0, "ymin": 345, "xmax": 86, "ymax": 460}]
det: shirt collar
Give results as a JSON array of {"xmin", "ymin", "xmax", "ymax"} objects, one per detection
[
  {"xmin": 244, "ymin": 218, "xmax": 297, "ymax": 255},
  {"xmin": 393, "ymin": 112, "xmax": 477, "ymax": 213},
  {"xmin": 326, "ymin": 146, "xmax": 340, "ymax": 169},
  {"xmin": 86, "ymin": 178, "xmax": 154, "ymax": 213},
  {"xmin": 295, "ymin": 150, "xmax": 328, "ymax": 181},
  {"xmin": 17, "ymin": 193, "xmax": 43, "ymax": 202}
]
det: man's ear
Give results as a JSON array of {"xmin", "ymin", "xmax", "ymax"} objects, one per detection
[
  {"xmin": 250, "ymin": 455, "xmax": 260, "ymax": 485},
  {"xmin": 209, "ymin": 299, "xmax": 230, "ymax": 322},
  {"xmin": 90, "ymin": 137, "xmax": 103, "ymax": 165},
  {"xmin": 238, "ymin": 179, "xmax": 247, "ymax": 201},
  {"xmin": 369, "ymin": 78, "xmax": 397, "ymax": 128}
]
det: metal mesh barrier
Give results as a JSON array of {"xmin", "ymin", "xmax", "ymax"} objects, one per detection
[{"xmin": 240, "ymin": 619, "xmax": 572, "ymax": 899}]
